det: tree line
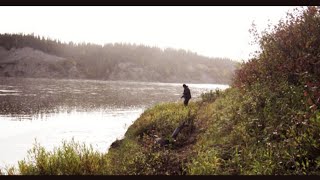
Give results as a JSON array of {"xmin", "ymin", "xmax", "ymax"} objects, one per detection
[{"xmin": 0, "ymin": 33, "xmax": 237, "ymax": 84}]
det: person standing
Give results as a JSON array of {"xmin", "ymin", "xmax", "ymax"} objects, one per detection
[{"xmin": 181, "ymin": 84, "xmax": 191, "ymax": 106}]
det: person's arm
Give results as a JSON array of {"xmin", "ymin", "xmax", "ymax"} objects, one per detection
[{"xmin": 181, "ymin": 89, "xmax": 186, "ymax": 98}]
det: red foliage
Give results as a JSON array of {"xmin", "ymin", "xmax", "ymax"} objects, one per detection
[
  {"xmin": 233, "ymin": 7, "xmax": 320, "ymax": 92},
  {"xmin": 232, "ymin": 7, "xmax": 320, "ymax": 114}
]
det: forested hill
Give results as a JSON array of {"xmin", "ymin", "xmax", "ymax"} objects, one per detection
[{"xmin": 0, "ymin": 33, "xmax": 237, "ymax": 84}]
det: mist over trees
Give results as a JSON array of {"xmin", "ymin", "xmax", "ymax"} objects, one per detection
[{"xmin": 0, "ymin": 33, "xmax": 237, "ymax": 84}]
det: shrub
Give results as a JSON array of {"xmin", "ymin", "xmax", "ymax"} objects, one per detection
[{"xmin": 200, "ymin": 89, "xmax": 221, "ymax": 103}]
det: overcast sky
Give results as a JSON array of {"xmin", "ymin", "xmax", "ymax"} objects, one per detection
[{"xmin": 0, "ymin": 6, "xmax": 301, "ymax": 61}]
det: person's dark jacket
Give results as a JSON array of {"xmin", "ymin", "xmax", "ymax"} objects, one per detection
[{"xmin": 182, "ymin": 86, "xmax": 191, "ymax": 99}]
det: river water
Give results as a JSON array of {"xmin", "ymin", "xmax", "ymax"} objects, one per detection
[{"xmin": 0, "ymin": 77, "xmax": 229, "ymax": 169}]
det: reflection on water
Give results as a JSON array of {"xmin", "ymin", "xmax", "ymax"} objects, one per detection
[
  {"xmin": 0, "ymin": 108, "xmax": 144, "ymax": 168},
  {"xmin": 0, "ymin": 77, "xmax": 229, "ymax": 169}
]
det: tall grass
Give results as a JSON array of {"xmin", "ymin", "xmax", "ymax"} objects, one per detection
[{"xmin": 17, "ymin": 139, "xmax": 110, "ymax": 175}]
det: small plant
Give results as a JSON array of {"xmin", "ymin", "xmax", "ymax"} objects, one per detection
[{"xmin": 201, "ymin": 89, "xmax": 221, "ymax": 103}]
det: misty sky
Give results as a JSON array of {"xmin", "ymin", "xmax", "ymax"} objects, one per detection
[{"xmin": 0, "ymin": 6, "xmax": 301, "ymax": 61}]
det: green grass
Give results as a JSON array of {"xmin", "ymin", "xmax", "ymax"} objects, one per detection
[{"xmin": 17, "ymin": 139, "xmax": 110, "ymax": 175}]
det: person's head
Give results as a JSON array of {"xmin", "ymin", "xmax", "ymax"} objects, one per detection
[{"xmin": 183, "ymin": 84, "xmax": 187, "ymax": 88}]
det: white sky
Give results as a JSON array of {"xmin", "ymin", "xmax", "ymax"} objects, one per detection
[{"xmin": 0, "ymin": 6, "xmax": 301, "ymax": 61}]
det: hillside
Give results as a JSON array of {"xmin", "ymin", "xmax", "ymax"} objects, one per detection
[
  {"xmin": 0, "ymin": 34, "xmax": 237, "ymax": 84},
  {"xmin": 0, "ymin": 47, "xmax": 82, "ymax": 78}
]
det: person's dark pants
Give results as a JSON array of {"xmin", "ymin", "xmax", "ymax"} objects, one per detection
[{"xmin": 184, "ymin": 98, "xmax": 190, "ymax": 106}]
